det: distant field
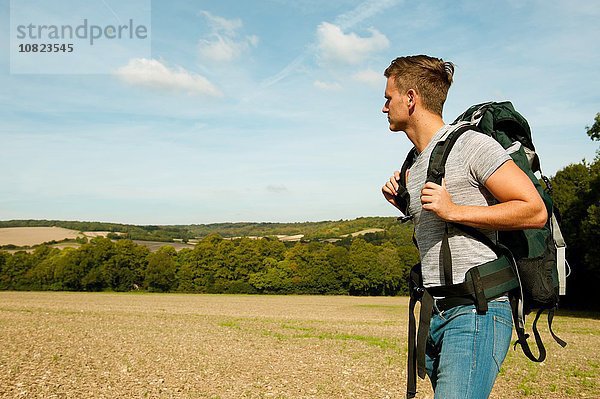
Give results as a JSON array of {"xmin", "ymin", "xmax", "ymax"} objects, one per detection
[
  {"xmin": 0, "ymin": 227, "xmax": 82, "ymax": 247},
  {"xmin": 132, "ymin": 240, "xmax": 195, "ymax": 252},
  {"xmin": 0, "ymin": 293, "xmax": 597, "ymax": 399},
  {"xmin": 0, "ymin": 227, "xmax": 186, "ymax": 252}
]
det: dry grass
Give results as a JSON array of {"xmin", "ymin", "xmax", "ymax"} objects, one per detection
[
  {"xmin": 0, "ymin": 292, "xmax": 597, "ymax": 399},
  {"xmin": 0, "ymin": 227, "xmax": 82, "ymax": 247}
]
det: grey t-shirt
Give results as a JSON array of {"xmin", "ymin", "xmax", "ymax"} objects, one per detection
[{"xmin": 406, "ymin": 123, "xmax": 511, "ymax": 288}]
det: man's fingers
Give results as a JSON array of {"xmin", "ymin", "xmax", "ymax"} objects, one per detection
[
  {"xmin": 421, "ymin": 186, "xmax": 440, "ymax": 197},
  {"xmin": 382, "ymin": 183, "xmax": 396, "ymax": 197},
  {"xmin": 420, "ymin": 195, "xmax": 433, "ymax": 204},
  {"xmin": 422, "ymin": 181, "xmax": 442, "ymax": 190},
  {"xmin": 384, "ymin": 178, "xmax": 399, "ymax": 195}
]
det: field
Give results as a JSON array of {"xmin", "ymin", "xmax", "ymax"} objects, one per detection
[
  {"xmin": 0, "ymin": 227, "xmax": 83, "ymax": 247},
  {"xmin": 0, "ymin": 227, "xmax": 190, "ymax": 253},
  {"xmin": 132, "ymin": 240, "xmax": 195, "ymax": 252},
  {"xmin": 0, "ymin": 292, "xmax": 598, "ymax": 399}
]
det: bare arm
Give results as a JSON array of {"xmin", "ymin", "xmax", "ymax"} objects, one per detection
[{"xmin": 420, "ymin": 160, "xmax": 547, "ymax": 230}]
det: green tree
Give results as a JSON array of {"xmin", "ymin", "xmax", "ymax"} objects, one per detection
[
  {"xmin": 586, "ymin": 112, "xmax": 600, "ymax": 141},
  {"xmin": 347, "ymin": 239, "xmax": 386, "ymax": 295},
  {"xmin": 52, "ymin": 248, "xmax": 87, "ymax": 290},
  {"xmin": 1, "ymin": 251, "xmax": 35, "ymax": 290},
  {"xmin": 145, "ymin": 246, "xmax": 177, "ymax": 292},
  {"xmin": 101, "ymin": 240, "xmax": 149, "ymax": 291},
  {"xmin": 249, "ymin": 257, "xmax": 295, "ymax": 293},
  {"xmin": 179, "ymin": 234, "xmax": 221, "ymax": 293},
  {"xmin": 25, "ymin": 246, "xmax": 61, "ymax": 289},
  {"xmin": 0, "ymin": 251, "xmax": 10, "ymax": 289},
  {"xmin": 76, "ymin": 237, "xmax": 116, "ymax": 291},
  {"xmin": 550, "ymin": 113, "xmax": 600, "ymax": 308},
  {"xmin": 376, "ymin": 242, "xmax": 407, "ymax": 296}
]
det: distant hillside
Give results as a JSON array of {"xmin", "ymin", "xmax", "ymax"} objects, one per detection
[{"xmin": 0, "ymin": 217, "xmax": 405, "ymax": 243}]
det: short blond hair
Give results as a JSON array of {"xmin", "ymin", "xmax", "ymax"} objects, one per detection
[{"xmin": 384, "ymin": 55, "xmax": 455, "ymax": 116}]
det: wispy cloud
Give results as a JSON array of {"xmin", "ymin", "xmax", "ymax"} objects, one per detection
[
  {"xmin": 200, "ymin": 10, "xmax": 243, "ymax": 34},
  {"xmin": 114, "ymin": 58, "xmax": 222, "ymax": 97},
  {"xmin": 198, "ymin": 10, "xmax": 259, "ymax": 62},
  {"xmin": 314, "ymin": 80, "xmax": 342, "ymax": 91},
  {"xmin": 316, "ymin": 22, "xmax": 389, "ymax": 65},
  {"xmin": 259, "ymin": 53, "xmax": 308, "ymax": 90},
  {"xmin": 334, "ymin": 0, "xmax": 402, "ymax": 30}
]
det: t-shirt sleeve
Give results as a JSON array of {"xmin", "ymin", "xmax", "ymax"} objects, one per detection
[{"xmin": 460, "ymin": 132, "xmax": 511, "ymax": 184}]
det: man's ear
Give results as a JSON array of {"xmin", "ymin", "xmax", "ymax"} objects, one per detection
[{"xmin": 406, "ymin": 89, "xmax": 417, "ymax": 108}]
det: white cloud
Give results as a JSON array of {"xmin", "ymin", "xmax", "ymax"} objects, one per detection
[
  {"xmin": 260, "ymin": 1, "xmax": 398, "ymax": 88},
  {"xmin": 316, "ymin": 22, "xmax": 389, "ymax": 65},
  {"xmin": 114, "ymin": 58, "xmax": 222, "ymax": 97},
  {"xmin": 198, "ymin": 11, "xmax": 258, "ymax": 62},
  {"xmin": 314, "ymin": 80, "xmax": 342, "ymax": 91},
  {"xmin": 352, "ymin": 69, "xmax": 383, "ymax": 86}
]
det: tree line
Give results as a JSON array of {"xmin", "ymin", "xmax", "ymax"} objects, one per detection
[
  {"xmin": 0, "ymin": 226, "xmax": 419, "ymax": 296},
  {"xmin": 0, "ymin": 217, "xmax": 401, "ymax": 244}
]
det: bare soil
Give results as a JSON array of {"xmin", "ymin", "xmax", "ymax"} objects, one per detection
[{"xmin": 0, "ymin": 292, "xmax": 597, "ymax": 399}]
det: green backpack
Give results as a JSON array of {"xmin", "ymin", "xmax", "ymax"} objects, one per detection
[
  {"xmin": 454, "ymin": 101, "xmax": 568, "ymax": 349},
  {"xmin": 398, "ymin": 101, "xmax": 568, "ymax": 398}
]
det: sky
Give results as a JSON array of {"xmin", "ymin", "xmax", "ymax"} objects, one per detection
[{"xmin": 1, "ymin": 0, "xmax": 599, "ymax": 225}]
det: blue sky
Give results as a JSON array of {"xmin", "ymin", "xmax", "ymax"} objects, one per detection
[{"xmin": 1, "ymin": 0, "xmax": 599, "ymax": 225}]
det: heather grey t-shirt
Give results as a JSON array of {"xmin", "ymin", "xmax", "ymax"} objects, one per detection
[{"xmin": 406, "ymin": 123, "xmax": 511, "ymax": 288}]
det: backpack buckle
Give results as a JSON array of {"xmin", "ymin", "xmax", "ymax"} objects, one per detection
[
  {"xmin": 397, "ymin": 215, "xmax": 414, "ymax": 223},
  {"xmin": 428, "ymin": 166, "xmax": 445, "ymax": 184}
]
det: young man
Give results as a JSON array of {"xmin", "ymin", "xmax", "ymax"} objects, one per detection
[{"xmin": 381, "ymin": 55, "xmax": 547, "ymax": 398}]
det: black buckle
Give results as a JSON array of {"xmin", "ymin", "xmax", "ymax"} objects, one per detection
[
  {"xmin": 397, "ymin": 215, "xmax": 414, "ymax": 223},
  {"xmin": 429, "ymin": 166, "xmax": 445, "ymax": 181}
]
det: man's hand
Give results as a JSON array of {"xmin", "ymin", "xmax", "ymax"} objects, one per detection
[
  {"xmin": 420, "ymin": 179, "xmax": 456, "ymax": 221},
  {"xmin": 382, "ymin": 171, "xmax": 401, "ymax": 209}
]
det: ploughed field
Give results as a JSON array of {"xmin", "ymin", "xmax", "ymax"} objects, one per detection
[{"xmin": 0, "ymin": 292, "xmax": 597, "ymax": 398}]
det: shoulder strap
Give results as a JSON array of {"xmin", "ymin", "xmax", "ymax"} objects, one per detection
[
  {"xmin": 426, "ymin": 123, "xmax": 476, "ymax": 184},
  {"xmin": 395, "ymin": 147, "xmax": 418, "ymax": 222},
  {"xmin": 426, "ymin": 124, "xmax": 477, "ymax": 284}
]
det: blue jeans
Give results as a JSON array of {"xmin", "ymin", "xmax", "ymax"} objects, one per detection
[{"xmin": 425, "ymin": 300, "xmax": 513, "ymax": 399}]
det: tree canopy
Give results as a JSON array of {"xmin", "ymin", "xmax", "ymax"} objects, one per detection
[{"xmin": 586, "ymin": 112, "xmax": 600, "ymax": 141}]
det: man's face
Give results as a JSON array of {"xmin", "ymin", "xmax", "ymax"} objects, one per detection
[{"xmin": 382, "ymin": 76, "xmax": 408, "ymax": 132}]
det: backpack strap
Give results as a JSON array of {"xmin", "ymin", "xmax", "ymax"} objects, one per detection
[
  {"xmin": 512, "ymin": 305, "xmax": 568, "ymax": 363},
  {"xmin": 426, "ymin": 123, "xmax": 477, "ymax": 285},
  {"xmin": 426, "ymin": 123, "xmax": 475, "ymax": 185},
  {"xmin": 406, "ymin": 263, "xmax": 433, "ymax": 399},
  {"xmin": 395, "ymin": 148, "xmax": 418, "ymax": 222}
]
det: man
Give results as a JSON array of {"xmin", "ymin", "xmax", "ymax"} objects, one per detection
[{"xmin": 380, "ymin": 55, "xmax": 547, "ymax": 398}]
